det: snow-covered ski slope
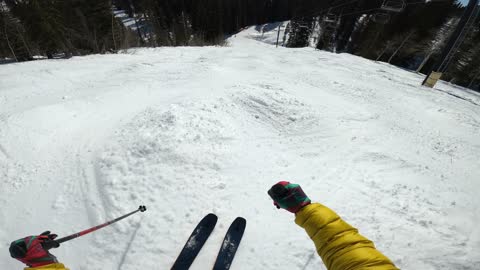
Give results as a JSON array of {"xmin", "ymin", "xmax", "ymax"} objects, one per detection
[{"xmin": 1, "ymin": 25, "xmax": 479, "ymax": 270}]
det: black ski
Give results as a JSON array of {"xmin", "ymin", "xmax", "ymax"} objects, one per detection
[
  {"xmin": 212, "ymin": 217, "xmax": 247, "ymax": 270},
  {"xmin": 171, "ymin": 213, "xmax": 218, "ymax": 270}
]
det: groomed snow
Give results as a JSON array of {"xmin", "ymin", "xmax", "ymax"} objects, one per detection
[{"xmin": 1, "ymin": 25, "xmax": 479, "ymax": 270}]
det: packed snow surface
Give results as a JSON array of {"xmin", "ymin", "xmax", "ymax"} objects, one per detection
[{"xmin": 1, "ymin": 25, "xmax": 480, "ymax": 270}]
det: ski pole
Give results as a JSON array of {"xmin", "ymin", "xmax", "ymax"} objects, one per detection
[{"xmin": 44, "ymin": 205, "xmax": 147, "ymax": 250}]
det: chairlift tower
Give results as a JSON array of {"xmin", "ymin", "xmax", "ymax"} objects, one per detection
[{"xmin": 317, "ymin": 9, "xmax": 339, "ymax": 51}]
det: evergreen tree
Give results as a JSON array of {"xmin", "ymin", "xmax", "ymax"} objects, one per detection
[{"xmin": 287, "ymin": 17, "xmax": 313, "ymax": 47}]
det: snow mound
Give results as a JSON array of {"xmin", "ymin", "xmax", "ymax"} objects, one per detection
[
  {"xmin": 93, "ymin": 101, "xmax": 238, "ymax": 268},
  {"xmin": 97, "ymin": 100, "xmax": 238, "ymax": 210},
  {"xmin": 231, "ymin": 88, "xmax": 318, "ymax": 133}
]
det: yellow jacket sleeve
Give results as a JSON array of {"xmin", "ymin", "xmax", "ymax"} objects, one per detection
[
  {"xmin": 295, "ymin": 203, "xmax": 399, "ymax": 270},
  {"xmin": 25, "ymin": 263, "xmax": 69, "ymax": 270}
]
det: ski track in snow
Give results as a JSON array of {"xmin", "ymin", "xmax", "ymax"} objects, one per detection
[{"xmin": 1, "ymin": 25, "xmax": 480, "ymax": 270}]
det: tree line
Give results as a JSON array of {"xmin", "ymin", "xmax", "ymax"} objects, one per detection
[
  {"xmin": 0, "ymin": 0, "xmax": 478, "ymax": 90},
  {"xmin": 0, "ymin": 0, "xmax": 292, "ymax": 60},
  {"xmin": 0, "ymin": 0, "xmax": 136, "ymax": 60}
]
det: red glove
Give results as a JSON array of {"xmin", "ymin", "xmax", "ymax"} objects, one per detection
[{"xmin": 9, "ymin": 231, "xmax": 60, "ymax": 267}]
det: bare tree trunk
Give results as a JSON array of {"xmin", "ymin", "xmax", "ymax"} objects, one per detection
[
  {"xmin": 143, "ymin": 11, "xmax": 155, "ymax": 47},
  {"xmin": 111, "ymin": 1, "xmax": 117, "ymax": 51},
  {"xmin": 133, "ymin": 16, "xmax": 143, "ymax": 45},
  {"xmin": 3, "ymin": 21, "xmax": 17, "ymax": 61},
  {"xmin": 388, "ymin": 31, "xmax": 414, "ymax": 64},
  {"xmin": 181, "ymin": 11, "xmax": 189, "ymax": 45},
  {"xmin": 3, "ymin": 28, "xmax": 16, "ymax": 61},
  {"xmin": 128, "ymin": 0, "xmax": 143, "ymax": 45},
  {"xmin": 1, "ymin": 3, "xmax": 17, "ymax": 61},
  {"xmin": 93, "ymin": 27, "xmax": 99, "ymax": 53},
  {"xmin": 16, "ymin": 25, "xmax": 31, "ymax": 58},
  {"xmin": 276, "ymin": 24, "xmax": 281, "ymax": 48}
]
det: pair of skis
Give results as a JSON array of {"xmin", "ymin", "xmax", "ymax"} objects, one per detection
[{"xmin": 171, "ymin": 214, "xmax": 246, "ymax": 270}]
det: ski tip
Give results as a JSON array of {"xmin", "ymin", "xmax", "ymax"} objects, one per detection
[
  {"xmin": 235, "ymin": 217, "xmax": 246, "ymax": 223},
  {"xmin": 206, "ymin": 213, "xmax": 219, "ymax": 223},
  {"xmin": 232, "ymin": 217, "xmax": 247, "ymax": 230},
  {"xmin": 139, "ymin": 205, "xmax": 147, "ymax": 212}
]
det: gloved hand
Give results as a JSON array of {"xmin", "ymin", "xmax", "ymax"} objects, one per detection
[
  {"xmin": 9, "ymin": 231, "xmax": 60, "ymax": 267},
  {"xmin": 38, "ymin": 231, "xmax": 60, "ymax": 250},
  {"xmin": 268, "ymin": 181, "xmax": 311, "ymax": 213}
]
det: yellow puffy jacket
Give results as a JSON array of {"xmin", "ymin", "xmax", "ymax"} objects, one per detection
[
  {"xmin": 25, "ymin": 263, "xmax": 69, "ymax": 270},
  {"xmin": 296, "ymin": 203, "xmax": 399, "ymax": 270}
]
